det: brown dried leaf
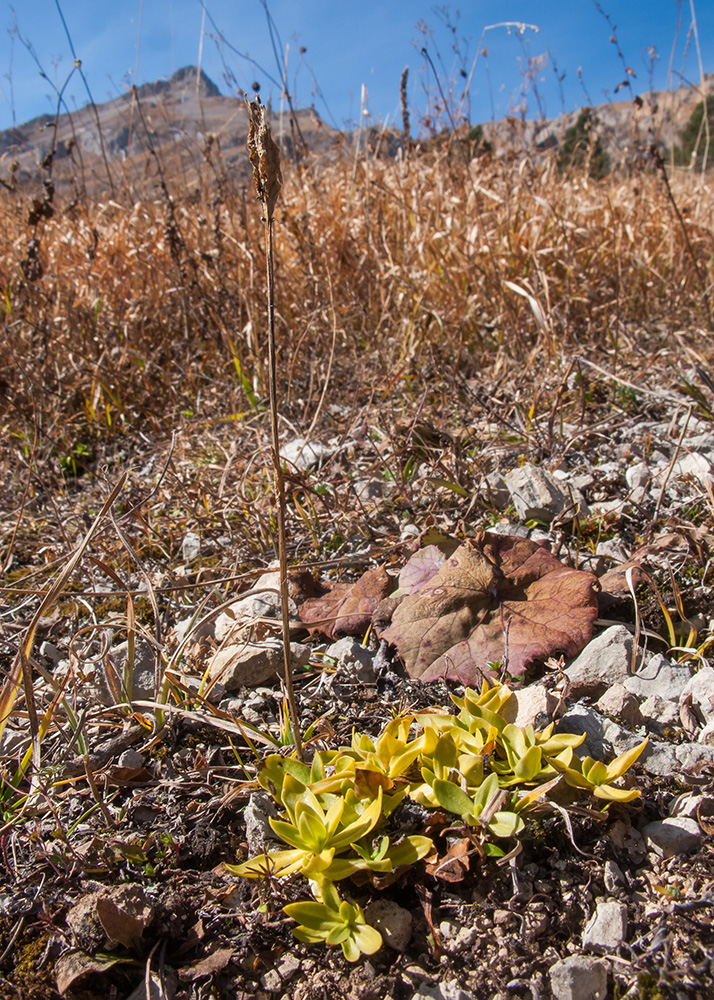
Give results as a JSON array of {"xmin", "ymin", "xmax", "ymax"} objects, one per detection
[
  {"xmin": 105, "ymin": 765, "xmax": 153, "ymax": 786},
  {"xmin": 599, "ymin": 530, "xmax": 697, "ymax": 608},
  {"xmin": 380, "ymin": 532, "xmax": 598, "ymax": 683},
  {"xmin": 296, "ymin": 565, "xmax": 392, "ymax": 639},
  {"xmin": 425, "ymin": 837, "xmax": 473, "ymax": 883},
  {"xmin": 178, "ymin": 947, "xmax": 236, "ymax": 982},
  {"xmin": 56, "ymin": 950, "xmax": 129, "ymax": 995},
  {"xmin": 395, "ymin": 544, "xmax": 447, "ymax": 596},
  {"xmin": 95, "ymin": 886, "xmax": 153, "ymax": 950}
]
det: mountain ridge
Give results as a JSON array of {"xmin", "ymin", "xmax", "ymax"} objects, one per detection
[{"xmin": 1, "ymin": 65, "xmax": 712, "ymax": 197}]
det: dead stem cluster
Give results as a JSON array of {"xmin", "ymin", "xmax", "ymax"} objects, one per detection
[{"xmin": 0, "ymin": 147, "xmax": 712, "ymax": 473}]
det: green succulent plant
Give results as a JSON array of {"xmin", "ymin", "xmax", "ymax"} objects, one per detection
[
  {"xmin": 284, "ymin": 878, "xmax": 382, "ymax": 962},
  {"xmin": 548, "ymin": 741, "xmax": 648, "ymax": 803},
  {"xmin": 431, "ymin": 771, "xmax": 525, "ymax": 839},
  {"xmin": 232, "ymin": 679, "xmax": 648, "ymax": 961}
]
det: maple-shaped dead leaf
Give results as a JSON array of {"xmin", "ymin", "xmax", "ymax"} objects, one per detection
[
  {"xmin": 395, "ymin": 544, "xmax": 447, "ymax": 596},
  {"xmin": 295, "ymin": 565, "xmax": 391, "ymax": 639},
  {"xmin": 378, "ymin": 532, "xmax": 598, "ymax": 684}
]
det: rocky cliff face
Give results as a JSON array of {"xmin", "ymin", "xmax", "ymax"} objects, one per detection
[
  {"xmin": 0, "ymin": 66, "xmax": 339, "ymax": 196},
  {"xmin": 482, "ymin": 72, "xmax": 714, "ymax": 167}
]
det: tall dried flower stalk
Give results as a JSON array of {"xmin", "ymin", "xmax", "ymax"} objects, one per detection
[{"xmin": 246, "ymin": 97, "xmax": 303, "ymax": 760}]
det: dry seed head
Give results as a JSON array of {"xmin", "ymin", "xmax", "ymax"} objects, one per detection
[{"xmin": 246, "ymin": 98, "xmax": 282, "ymax": 222}]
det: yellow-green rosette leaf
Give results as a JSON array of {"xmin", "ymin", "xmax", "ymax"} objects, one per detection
[
  {"xmin": 605, "ymin": 739, "xmax": 648, "ymax": 782},
  {"xmin": 226, "ymin": 848, "xmax": 304, "ymax": 878},
  {"xmin": 329, "ymin": 788, "xmax": 384, "ymax": 851},
  {"xmin": 592, "ymin": 783, "xmax": 642, "ymax": 803},
  {"xmin": 487, "ymin": 810, "xmax": 525, "ymax": 838},
  {"xmin": 512, "ymin": 744, "xmax": 543, "ymax": 782},
  {"xmin": 350, "ymin": 920, "xmax": 382, "ymax": 958},
  {"xmin": 432, "ymin": 778, "xmax": 475, "ymax": 819}
]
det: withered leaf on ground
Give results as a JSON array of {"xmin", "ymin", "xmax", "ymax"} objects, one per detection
[
  {"xmin": 378, "ymin": 532, "xmax": 598, "ymax": 684},
  {"xmin": 598, "ymin": 530, "xmax": 700, "ymax": 609},
  {"xmin": 56, "ymin": 951, "xmax": 131, "ymax": 995},
  {"xmin": 295, "ymin": 565, "xmax": 391, "ymax": 639},
  {"xmin": 425, "ymin": 837, "xmax": 473, "ymax": 883},
  {"xmin": 178, "ymin": 947, "xmax": 236, "ymax": 982},
  {"xmin": 394, "ymin": 544, "xmax": 447, "ymax": 596},
  {"xmin": 95, "ymin": 885, "xmax": 154, "ymax": 950}
]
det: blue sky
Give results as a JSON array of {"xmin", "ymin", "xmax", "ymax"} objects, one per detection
[{"xmin": 1, "ymin": 1, "xmax": 712, "ymax": 133}]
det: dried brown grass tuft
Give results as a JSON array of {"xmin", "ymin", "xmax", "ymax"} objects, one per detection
[{"xmin": 1, "ymin": 146, "xmax": 712, "ymax": 464}]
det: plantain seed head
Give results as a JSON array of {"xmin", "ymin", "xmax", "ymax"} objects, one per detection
[{"xmin": 246, "ymin": 97, "xmax": 282, "ymax": 222}]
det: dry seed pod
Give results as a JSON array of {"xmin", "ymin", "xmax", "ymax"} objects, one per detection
[{"xmin": 246, "ymin": 98, "xmax": 282, "ymax": 222}]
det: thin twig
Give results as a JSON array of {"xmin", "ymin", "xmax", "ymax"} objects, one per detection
[{"xmin": 653, "ymin": 405, "xmax": 693, "ymax": 522}]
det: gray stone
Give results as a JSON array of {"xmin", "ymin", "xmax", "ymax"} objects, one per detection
[
  {"xmin": 641, "ymin": 817, "xmax": 702, "ymax": 858},
  {"xmin": 625, "ymin": 462, "xmax": 651, "ymax": 490},
  {"xmin": 259, "ymin": 969, "xmax": 282, "ymax": 992},
  {"xmin": 453, "ymin": 924, "xmax": 480, "ymax": 950},
  {"xmin": 172, "ymin": 611, "xmax": 216, "ymax": 645},
  {"xmin": 280, "ymin": 436, "xmax": 334, "ymax": 470},
  {"xmin": 603, "ymin": 861, "xmax": 626, "ymax": 893},
  {"xmin": 674, "ymin": 742, "xmax": 714, "ymax": 770},
  {"xmin": 669, "ymin": 792, "xmax": 714, "ymax": 821},
  {"xmin": 622, "ymin": 655, "xmax": 691, "ymax": 703},
  {"xmin": 275, "ymin": 953, "xmax": 300, "ymax": 981},
  {"xmin": 549, "ymin": 955, "xmax": 608, "ymax": 1000},
  {"xmin": 40, "ymin": 640, "xmax": 63, "ymax": 664},
  {"xmin": 486, "ymin": 522, "xmax": 550, "ymax": 542},
  {"xmin": 682, "ymin": 431, "xmax": 714, "ymax": 453},
  {"xmin": 325, "ymin": 637, "xmax": 376, "ymax": 674},
  {"xmin": 594, "ymin": 538, "xmax": 630, "ymax": 564},
  {"xmin": 576, "ymin": 554, "xmax": 606, "ymax": 576},
  {"xmin": 438, "ymin": 919, "xmax": 459, "ymax": 941},
  {"xmin": 596, "ymin": 684, "xmax": 642, "ymax": 728},
  {"xmin": 364, "ymin": 899, "xmax": 412, "ymax": 952},
  {"xmin": 182, "ymin": 675, "xmax": 225, "ymax": 704},
  {"xmin": 67, "ymin": 884, "xmax": 153, "ymax": 952},
  {"xmin": 505, "ymin": 464, "xmax": 587, "ymax": 523},
  {"xmin": 208, "ymin": 638, "xmax": 310, "ymax": 690},
  {"xmin": 181, "ymin": 530, "xmax": 201, "ymax": 563},
  {"xmin": 244, "ymin": 791, "xmax": 282, "ymax": 855},
  {"xmin": 671, "ymin": 452, "xmax": 713, "ymax": 485},
  {"xmin": 589, "ymin": 499, "xmax": 625, "ymax": 520},
  {"xmin": 556, "ymin": 703, "xmax": 628, "ymax": 761},
  {"xmin": 412, "ymin": 981, "xmax": 476, "ymax": 1000},
  {"xmin": 638, "ymin": 742, "xmax": 680, "ymax": 777},
  {"xmin": 565, "ymin": 626, "xmax": 634, "ymax": 697},
  {"xmin": 353, "ymin": 478, "xmax": 388, "ymax": 500},
  {"xmin": 699, "ymin": 719, "xmax": 714, "ymax": 745},
  {"xmin": 482, "ymin": 470, "xmax": 510, "ymax": 510},
  {"xmin": 638, "ymin": 694, "xmax": 680, "ymax": 728},
  {"xmin": 556, "ymin": 702, "xmax": 703, "ymax": 780},
  {"xmin": 582, "ymin": 900, "xmax": 627, "ymax": 951},
  {"xmin": 104, "ymin": 638, "xmax": 156, "ymax": 704},
  {"xmin": 214, "ymin": 576, "xmax": 298, "ymax": 643},
  {"xmin": 680, "ymin": 667, "xmax": 714, "ymax": 723},
  {"xmin": 117, "ymin": 749, "xmax": 145, "ymax": 769},
  {"xmin": 502, "ymin": 683, "xmax": 560, "ymax": 729}
]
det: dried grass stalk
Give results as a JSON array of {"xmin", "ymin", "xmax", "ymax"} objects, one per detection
[{"xmin": 246, "ymin": 97, "xmax": 303, "ymax": 760}]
